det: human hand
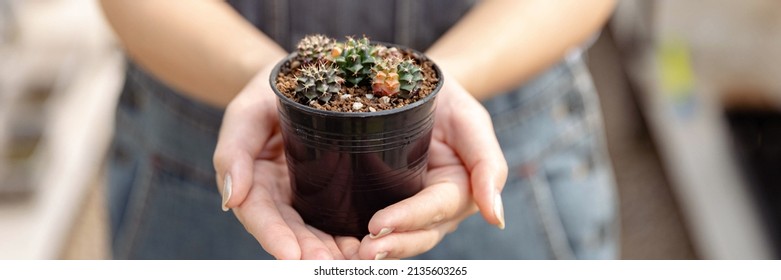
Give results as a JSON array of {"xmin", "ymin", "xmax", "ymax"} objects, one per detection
[
  {"xmin": 346, "ymin": 73, "xmax": 509, "ymax": 260},
  {"xmin": 213, "ymin": 63, "xmax": 361, "ymax": 259}
]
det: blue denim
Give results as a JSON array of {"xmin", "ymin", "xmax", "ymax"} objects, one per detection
[{"xmin": 108, "ymin": 0, "xmax": 619, "ymax": 259}]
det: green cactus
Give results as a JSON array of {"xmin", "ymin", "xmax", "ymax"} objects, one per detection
[
  {"xmin": 332, "ymin": 36, "xmax": 375, "ymax": 87},
  {"xmin": 295, "ymin": 63, "xmax": 343, "ymax": 103},
  {"xmin": 397, "ymin": 59, "xmax": 424, "ymax": 99},
  {"xmin": 296, "ymin": 34, "xmax": 336, "ymax": 65}
]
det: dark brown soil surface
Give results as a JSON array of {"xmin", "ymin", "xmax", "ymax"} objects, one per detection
[{"xmin": 275, "ymin": 51, "xmax": 439, "ymax": 113}]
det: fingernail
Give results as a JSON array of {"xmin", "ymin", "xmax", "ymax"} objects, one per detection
[
  {"xmin": 494, "ymin": 194, "xmax": 505, "ymax": 230},
  {"xmin": 374, "ymin": 251, "xmax": 388, "ymax": 260},
  {"xmin": 369, "ymin": 228, "xmax": 393, "ymax": 239},
  {"xmin": 222, "ymin": 174, "xmax": 232, "ymax": 212}
]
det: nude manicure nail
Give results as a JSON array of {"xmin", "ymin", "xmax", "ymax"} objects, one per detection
[
  {"xmin": 374, "ymin": 251, "xmax": 388, "ymax": 260},
  {"xmin": 494, "ymin": 194, "xmax": 505, "ymax": 230},
  {"xmin": 222, "ymin": 174, "xmax": 232, "ymax": 212},
  {"xmin": 369, "ymin": 228, "xmax": 393, "ymax": 239}
]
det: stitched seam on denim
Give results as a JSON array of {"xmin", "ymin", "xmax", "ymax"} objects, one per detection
[
  {"xmin": 527, "ymin": 171, "xmax": 576, "ymax": 259},
  {"xmin": 491, "ymin": 74, "xmax": 575, "ymax": 134},
  {"xmin": 118, "ymin": 102, "xmax": 218, "ymax": 186},
  {"xmin": 498, "ymin": 57, "xmax": 603, "ymax": 166},
  {"xmin": 115, "ymin": 105, "xmax": 148, "ymax": 147},
  {"xmin": 115, "ymin": 159, "xmax": 154, "ymax": 259},
  {"xmin": 119, "ymin": 153, "xmax": 219, "ymax": 259},
  {"xmin": 117, "ymin": 83, "xmax": 219, "ymax": 185},
  {"xmin": 486, "ymin": 63, "xmax": 568, "ymax": 119},
  {"xmin": 507, "ymin": 114, "xmax": 591, "ymax": 172},
  {"xmin": 150, "ymin": 153, "xmax": 218, "ymax": 190},
  {"xmin": 574, "ymin": 59, "xmax": 621, "ymax": 253},
  {"xmin": 129, "ymin": 69, "xmax": 223, "ymax": 134}
]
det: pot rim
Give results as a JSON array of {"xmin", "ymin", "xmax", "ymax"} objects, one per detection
[{"xmin": 269, "ymin": 42, "xmax": 444, "ymax": 118}]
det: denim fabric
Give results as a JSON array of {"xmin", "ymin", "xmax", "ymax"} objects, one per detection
[
  {"xmin": 108, "ymin": 63, "xmax": 270, "ymax": 259},
  {"xmin": 107, "ymin": 0, "xmax": 619, "ymax": 259}
]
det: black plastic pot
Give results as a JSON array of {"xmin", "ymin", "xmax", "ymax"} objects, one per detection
[{"xmin": 270, "ymin": 48, "xmax": 443, "ymax": 237}]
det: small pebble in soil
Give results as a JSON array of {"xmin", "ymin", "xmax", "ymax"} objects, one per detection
[
  {"xmin": 380, "ymin": 96, "xmax": 391, "ymax": 105},
  {"xmin": 352, "ymin": 102, "xmax": 364, "ymax": 110},
  {"xmin": 366, "ymin": 94, "xmax": 374, "ymax": 100},
  {"xmin": 340, "ymin": 94, "xmax": 352, "ymax": 100},
  {"xmin": 369, "ymin": 107, "xmax": 376, "ymax": 112}
]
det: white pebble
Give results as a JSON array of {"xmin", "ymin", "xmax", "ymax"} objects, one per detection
[
  {"xmin": 369, "ymin": 107, "xmax": 376, "ymax": 112},
  {"xmin": 380, "ymin": 96, "xmax": 391, "ymax": 104},
  {"xmin": 340, "ymin": 94, "xmax": 352, "ymax": 100},
  {"xmin": 366, "ymin": 94, "xmax": 375, "ymax": 99},
  {"xmin": 352, "ymin": 102, "xmax": 364, "ymax": 110}
]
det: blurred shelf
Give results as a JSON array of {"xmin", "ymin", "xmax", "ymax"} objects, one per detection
[
  {"xmin": 0, "ymin": 0, "xmax": 123, "ymax": 259},
  {"xmin": 612, "ymin": 0, "xmax": 775, "ymax": 259}
]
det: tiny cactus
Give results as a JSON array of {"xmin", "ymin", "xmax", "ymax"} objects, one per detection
[
  {"xmin": 296, "ymin": 34, "xmax": 336, "ymax": 65},
  {"xmin": 295, "ymin": 62, "xmax": 343, "ymax": 103},
  {"xmin": 333, "ymin": 36, "xmax": 375, "ymax": 87},
  {"xmin": 397, "ymin": 59, "xmax": 424, "ymax": 99},
  {"xmin": 371, "ymin": 56, "xmax": 401, "ymax": 97}
]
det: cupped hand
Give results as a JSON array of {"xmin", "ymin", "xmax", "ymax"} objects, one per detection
[
  {"xmin": 213, "ymin": 63, "xmax": 361, "ymax": 260},
  {"xmin": 214, "ymin": 64, "xmax": 507, "ymax": 260},
  {"xmin": 349, "ymin": 73, "xmax": 509, "ymax": 260}
]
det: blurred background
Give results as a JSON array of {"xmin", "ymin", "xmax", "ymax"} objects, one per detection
[{"xmin": 1, "ymin": 0, "xmax": 780, "ymax": 259}]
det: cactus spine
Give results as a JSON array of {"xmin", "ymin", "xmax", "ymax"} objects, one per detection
[
  {"xmin": 371, "ymin": 56, "xmax": 401, "ymax": 97},
  {"xmin": 332, "ymin": 36, "xmax": 375, "ymax": 87},
  {"xmin": 296, "ymin": 34, "xmax": 335, "ymax": 65},
  {"xmin": 397, "ymin": 59, "xmax": 424, "ymax": 99},
  {"xmin": 295, "ymin": 62, "xmax": 343, "ymax": 103}
]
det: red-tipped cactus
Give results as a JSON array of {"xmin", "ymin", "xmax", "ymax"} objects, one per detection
[
  {"xmin": 371, "ymin": 56, "xmax": 401, "ymax": 97},
  {"xmin": 295, "ymin": 62, "xmax": 344, "ymax": 103},
  {"xmin": 296, "ymin": 34, "xmax": 336, "ymax": 65}
]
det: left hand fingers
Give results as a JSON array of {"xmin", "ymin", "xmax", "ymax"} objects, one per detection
[
  {"xmin": 358, "ymin": 219, "xmax": 468, "ymax": 260},
  {"xmin": 276, "ymin": 205, "xmax": 341, "ymax": 260}
]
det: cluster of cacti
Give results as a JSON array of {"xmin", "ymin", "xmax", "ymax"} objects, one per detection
[
  {"xmin": 295, "ymin": 62, "xmax": 343, "ymax": 103},
  {"xmin": 293, "ymin": 34, "xmax": 426, "ymax": 103}
]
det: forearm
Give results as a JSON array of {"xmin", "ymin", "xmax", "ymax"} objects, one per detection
[
  {"xmin": 426, "ymin": 0, "xmax": 616, "ymax": 100},
  {"xmin": 100, "ymin": 0, "xmax": 286, "ymax": 107}
]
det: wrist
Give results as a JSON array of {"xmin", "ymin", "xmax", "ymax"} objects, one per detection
[{"xmin": 425, "ymin": 52, "xmax": 491, "ymax": 101}]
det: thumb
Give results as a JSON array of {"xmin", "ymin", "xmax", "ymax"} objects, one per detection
[
  {"xmin": 213, "ymin": 68, "xmax": 279, "ymax": 211},
  {"xmin": 214, "ymin": 147, "xmax": 256, "ymax": 212}
]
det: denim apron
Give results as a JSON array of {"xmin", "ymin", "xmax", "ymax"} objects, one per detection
[{"xmin": 107, "ymin": 0, "xmax": 619, "ymax": 259}]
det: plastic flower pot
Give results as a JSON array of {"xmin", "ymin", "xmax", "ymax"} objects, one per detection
[{"xmin": 269, "ymin": 47, "xmax": 443, "ymax": 237}]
